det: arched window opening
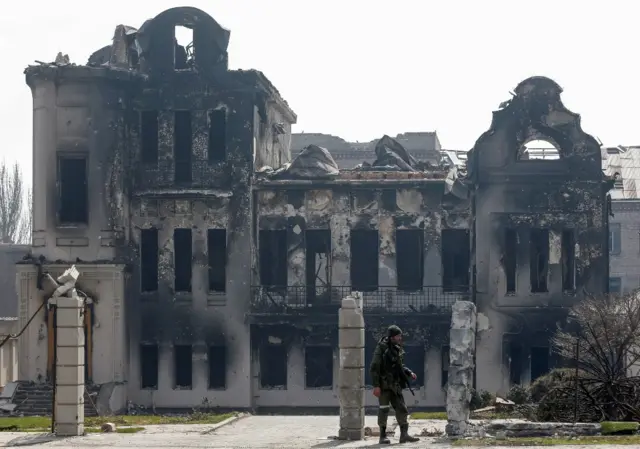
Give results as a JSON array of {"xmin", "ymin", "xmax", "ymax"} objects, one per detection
[
  {"xmin": 174, "ymin": 25, "xmax": 194, "ymax": 69},
  {"xmin": 520, "ymin": 140, "xmax": 560, "ymax": 160}
]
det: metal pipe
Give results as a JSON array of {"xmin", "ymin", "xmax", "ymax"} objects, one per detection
[
  {"xmin": 573, "ymin": 336, "xmax": 580, "ymax": 423},
  {"xmin": 51, "ymin": 306, "xmax": 57, "ymax": 435}
]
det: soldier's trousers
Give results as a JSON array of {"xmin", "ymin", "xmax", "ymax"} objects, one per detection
[{"xmin": 377, "ymin": 388, "xmax": 409, "ymax": 427}]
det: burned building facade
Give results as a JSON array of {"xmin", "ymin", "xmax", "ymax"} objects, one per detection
[{"xmin": 17, "ymin": 6, "xmax": 609, "ymax": 412}]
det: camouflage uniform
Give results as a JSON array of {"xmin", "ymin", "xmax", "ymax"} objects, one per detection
[{"xmin": 369, "ymin": 325, "xmax": 420, "ymax": 444}]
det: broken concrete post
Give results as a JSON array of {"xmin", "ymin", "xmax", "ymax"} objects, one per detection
[
  {"xmin": 446, "ymin": 301, "xmax": 477, "ymax": 437},
  {"xmin": 338, "ymin": 292, "xmax": 365, "ymax": 441}
]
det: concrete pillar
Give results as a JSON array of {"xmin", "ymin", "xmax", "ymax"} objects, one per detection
[
  {"xmin": 446, "ymin": 301, "xmax": 477, "ymax": 437},
  {"xmin": 54, "ymin": 297, "xmax": 85, "ymax": 436},
  {"xmin": 338, "ymin": 293, "xmax": 365, "ymax": 441}
]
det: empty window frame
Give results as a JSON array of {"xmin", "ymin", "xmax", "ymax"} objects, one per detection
[
  {"xmin": 561, "ymin": 230, "xmax": 576, "ymax": 291},
  {"xmin": 509, "ymin": 343, "xmax": 523, "ymax": 385},
  {"xmin": 260, "ymin": 344, "xmax": 287, "ymax": 388},
  {"xmin": 305, "ymin": 230, "xmax": 331, "ymax": 301},
  {"xmin": 350, "ymin": 229, "xmax": 379, "ymax": 291},
  {"xmin": 259, "ymin": 230, "xmax": 288, "ymax": 287},
  {"xmin": 304, "ymin": 346, "xmax": 334, "ymax": 388},
  {"xmin": 504, "ymin": 229, "xmax": 517, "ymax": 294},
  {"xmin": 174, "ymin": 25, "xmax": 193, "ymax": 69},
  {"xmin": 140, "ymin": 344, "xmax": 159, "ymax": 389},
  {"xmin": 530, "ymin": 229, "xmax": 550, "ymax": 293},
  {"xmin": 174, "ymin": 228, "xmax": 192, "ymax": 292},
  {"xmin": 208, "ymin": 109, "xmax": 227, "ymax": 163},
  {"xmin": 174, "ymin": 111, "xmax": 192, "ymax": 183},
  {"xmin": 441, "ymin": 229, "xmax": 470, "ymax": 292},
  {"xmin": 140, "ymin": 228, "xmax": 159, "ymax": 293},
  {"xmin": 57, "ymin": 154, "xmax": 88, "ymax": 224},
  {"xmin": 208, "ymin": 345, "xmax": 227, "ymax": 389},
  {"xmin": 208, "ymin": 229, "xmax": 226, "ymax": 292},
  {"xmin": 140, "ymin": 110, "xmax": 159, "ymax": 163},
  {"xmin": 530, "ymin": 347, "xmax": 550, "ymax": 382},
  {"xmin": 609, "ymin": 223, "xmax": 621, "ymax": 255},
  {"xmin": 396, "ymin": 230, "xmax": 424, "ymax": 291},
  {"xmin": 441, "ymin": 346, "xmax": 450, "ymax": 388},
  {"xmin": 174, "ymin": 344, "xmax": 193, "ymax": 388}
]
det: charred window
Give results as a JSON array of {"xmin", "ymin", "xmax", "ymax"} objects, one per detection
[
  {"xmin": 441, "ymin": 346, "xmax": 450, "ymax": 387},
  {"xmin": 140, "ymin": 111, "xmax": 158, "ymax": 163},
  {"xmin": 207, "ymin": 229, "xmax": 226, "ymax": 292},
  {"xmin": 441, "ymin": 229, "xmax": 470, "ymax": 292},
  {"xmin": 530, "ymin": 229, "xmax": 549, "ymax": 293},
  {"xmin": 140, "ymin": 228, "xmax": 159, "ymax": 293},
  {"xmin": 306, "ymin": 230, "xmax": 331, "ymax": 301},
  {"xmin": 58, "ymin": 155, "xmax": 88, "ymax": 224},
  {"xmin": 396, "ymin": 230, "xmax": 424, "ymax": 291},
  {"xmin": 174, "ymin": 344, "xmax": 192, "ymax": 388},
  {"xmin": 350, "ymin": 229, "xmax": 378, "ymax": 291},
  {"xmin": 260, "ymin": 344, "xmax": 287, "ymax": 388},
  {"xmin": 140, "ymin": 344, "xmax": 158, "ymax": 389},
  {"xmin": 208, "ymin": 109, "xmax": 227, "ymax": 163},
  {"xmin": 505, "ymin": 229, "xmax": 517, "ymax": 294},
  {"xmin": 609, "ymin": 277, "xmax": 622, "ymax": 294},
  {"xmin": 403, "ymin": 346, "xmax": 425, "ymax": 387},
  {"xmin": 562, "ymin": 230, "xmax": 576, "ymax": 291},
  {"xmin": 530, "ymin": 347, "xmax": 550, "ymax": 382},
  {"xmin": 174, "ymin": 111, "xmax": 192, "ymax": 183},
  {"xmin": 509, "ymin": 343, "xmax": 523, "ymax": 385},
  {"xmin": 304, "ymin": 346, "xmax": 333, "ymax": 388},
  {"xmin": 208, "ymin": 345, "xmax": 227, "ymax": 389},
  {"xmin": 259, "ymin": 230, "xmax": 287, "ymax": 287},
  {"xmin": 174, "ymin": 229, "xmax": 192, "ymax": 292},
  {"xmin": 609, "ymin": 223, "xmax": 621, "ymax": 255}
]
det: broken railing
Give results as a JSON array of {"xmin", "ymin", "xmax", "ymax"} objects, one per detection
[
  {"xmin": 135, "ymin": 160, "xmax": 228, "ymax": 189},
  {"xmin": 249, "ymin": 285, "xmax": 468, "ymax": 314}
]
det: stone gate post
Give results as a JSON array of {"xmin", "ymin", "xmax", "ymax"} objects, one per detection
[
  {"xmin": 338, "ymin": 292, "xmax": 365, "ymax": 440},
  {"xmin": 446, "ymin": 300, "xmax": 477, "ymax": 437}
]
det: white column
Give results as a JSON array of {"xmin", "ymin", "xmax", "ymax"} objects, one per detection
[{"xmin": 54, "ymin": 297, "xmax": 85, "ymax": 436}]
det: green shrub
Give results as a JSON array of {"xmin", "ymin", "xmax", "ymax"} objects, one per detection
[
  {"xmin": 506, "ymin": 384, "xmax": 530, "ymax": 405},
  {"xmin": 470, "ymin": 388, "xmax": 494, "ymax": 410},
  {"xmin": 529, "ymin": 368, "xmax": 577, "ymax": 403}
]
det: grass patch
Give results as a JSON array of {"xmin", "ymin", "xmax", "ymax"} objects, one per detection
[
  {"xmin": 454, "ymin": 436, "xmax": 640, "ymax": 446},
  {"xmin": 410, "ymin": 411, "xmax": 514, "ymax": 420},
  {"xmin": 602, "ymin": 422, "xmax": 640, "ymax": 435},
  {"xmin": 0, "ymin": 412, "xmax": 236, "ymax": 432}
]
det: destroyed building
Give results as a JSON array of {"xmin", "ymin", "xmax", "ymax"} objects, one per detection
[{"xmin": 16, "ymin": 6, "xmax": 610, "ymax": 413}]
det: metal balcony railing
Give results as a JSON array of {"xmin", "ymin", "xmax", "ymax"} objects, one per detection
[
  {"xmin": 250, "ymin": 285, "xmax": 469, "ymax": 314},
  {"xmin": 135, "ymin": 160, "xmax": 230, "ymax": 190}
]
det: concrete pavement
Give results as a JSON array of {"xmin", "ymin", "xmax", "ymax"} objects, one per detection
[{"xmin": 0, "ymin": 416, "xmax": 620, "ymax": 448}]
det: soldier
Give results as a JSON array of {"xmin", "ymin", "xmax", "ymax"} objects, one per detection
[{"xmin": 370, "ymin": 325, "xmax": 420, "ymax": 444}]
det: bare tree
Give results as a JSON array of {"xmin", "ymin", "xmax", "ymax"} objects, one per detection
[
  {"xmin": 0, "ymin": 161, "xmax": 31, "ymax": 244},
  {"xmin": 550, "ymin": 291, "xmax": 640, "ymax": 421}
]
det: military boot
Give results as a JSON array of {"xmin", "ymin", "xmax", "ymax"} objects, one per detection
[
  {"xmin": 378, "ymin": 426, "xmax": 391, "ymax": 444},
  {"xmin": 399, "ymin": 424, "xmax": 419, "ymax": 443}
]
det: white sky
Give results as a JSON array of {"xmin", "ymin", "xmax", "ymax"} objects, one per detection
[{"xmin": 1, "ymin": 0, "xmax": 638, "ymax": 189}]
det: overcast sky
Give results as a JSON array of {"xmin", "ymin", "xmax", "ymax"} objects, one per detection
[{"xmin": 1, "ymin": 0, "xmax": 638, "ymax": 188}]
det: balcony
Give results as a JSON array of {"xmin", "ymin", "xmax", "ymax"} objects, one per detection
[
  {"xmin": 134, "ymin": 160, "xmax": 231, "ymax": 191},
  {"xmin": 249, "ymin": 285, "xmax": 469, "ymax": 316}
]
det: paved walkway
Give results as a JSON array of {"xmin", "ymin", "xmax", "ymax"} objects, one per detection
[{"xmin": 0, "ymin": 416, "xmax": 620, "ymax": 448}]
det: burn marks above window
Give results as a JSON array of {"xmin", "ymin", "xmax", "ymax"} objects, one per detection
[{"xmin": 57, "ymin": 154, "xmax": 88, "ymax": 225}]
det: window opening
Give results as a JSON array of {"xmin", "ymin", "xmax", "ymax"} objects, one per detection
[
  {"xmin": 207, "ymin": 229, "xmax": 226, "ymax": 292},
  {"xmin": 174, "ymin": 228, "xmax": 192, "ymax": 292},
  {"xmin": 530, "ymin": 229, "xmax": 549, "ymax": 293},
  {"xmin": 350, "ymin": 229, "xmax": 378, "ymax": 291},
  {"xmin": 58, "ymin": 155, "xmax": 88, "ymax": 224},
  {"xmin": 396, "ymin": 229, "xmax": 424, "ymax": 291},
  {"xmin": 442, "ymin": 229, "xmax": 470, "ymax": 292},
  {"xmin": 140, "ymin": 228, "xmax": 158, "ymax": 292},
  {"xmin": 174, "ymin": 344, "xmax": 193, "ymax": 388}
]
